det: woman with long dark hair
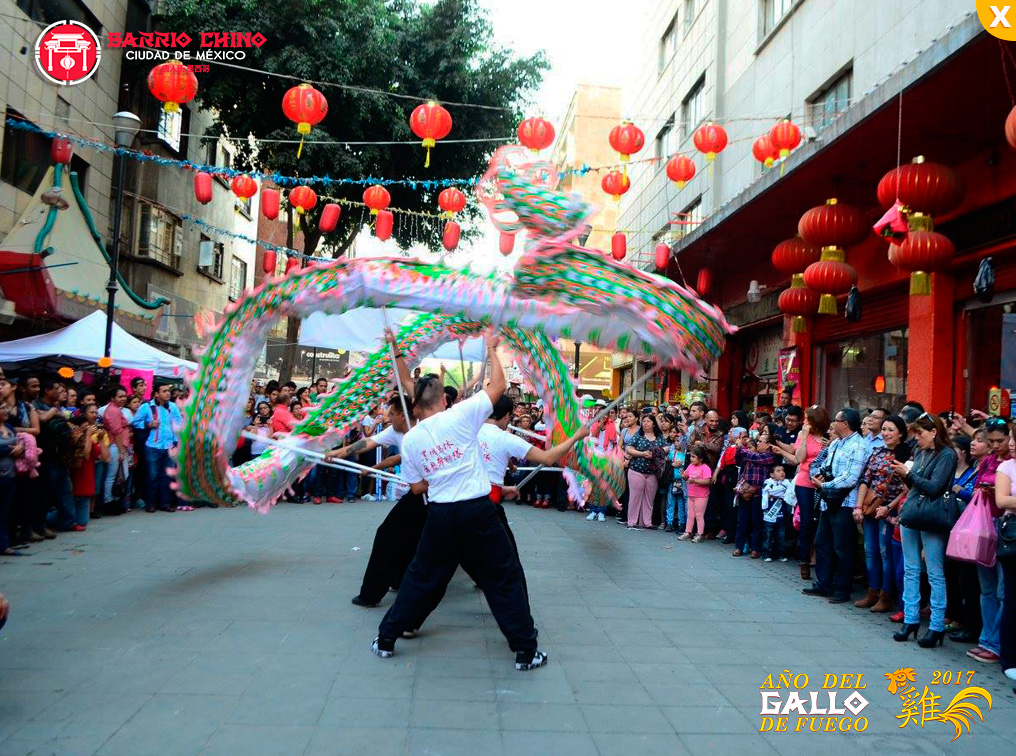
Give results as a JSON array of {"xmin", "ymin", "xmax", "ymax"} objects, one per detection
[{"xmin": 625, "ymin": 414, "xmax": 666, "ymax": 530}]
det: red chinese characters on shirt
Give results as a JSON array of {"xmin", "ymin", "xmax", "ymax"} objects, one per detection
[{"xmin": 420, "ymin": 441, "xmax": 464, "ymax": 475}]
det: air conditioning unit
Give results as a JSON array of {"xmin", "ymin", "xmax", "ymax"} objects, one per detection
[
  {"xmin": 802, "ymin": 125, "xmax": 818, "ymax": 142},
  {"xmin": 0, "ymin": 299, "xmax": 17, "ymax": 325}
]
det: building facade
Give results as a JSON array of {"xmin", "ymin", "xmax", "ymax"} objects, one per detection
[{"xmin": 619, "ymin": 2, "xmax": 1005, "ymax": 417}]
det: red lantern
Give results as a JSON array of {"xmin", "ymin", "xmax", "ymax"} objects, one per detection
[
  {"xmin": 798, "ymin": 198, "xmax": 870, "ymax": 249},
  {"xmin": 147, "ymin": 60, "xmax": 197, "ymax": 113},
  {"xmin": 261, "ymin": 248, "xmax": 277, "ymax": 275},
  {"xmin": 655, "ymin": 243, "xmax": 670, "ymax": 271},
  {"xmin": 608, "ymin": 122, "xmax": 645, "ymax": 165},
  {"xmin": 803, "ymin": 248, "xmax": 858, "ymax": 315},
  {"xmin": 601, "ymin": 170, "xmax": 631, "ymax": 201},
  {"xmin": 769, "ymin": 120, "xmax": 802, "ymax": 159},
  {"xmin": 319, "ymin": 203, "xmax": 341, "ymax": 233},
  {"xmin": 611, "ymin": 233, "xmax": 627, "ymax": 261},
  {"xmin": 876, "ymin": 157, "xmax": 964, "ymax": 215},
  {"xmin": 363, "ymin": 185, "xmax": 391, "ymax": 215},
  {"xmin": 443, "ymin": 221, "xmax": 461, "ymax": 251},
  {"xmin": 752, "ymin": 135, "xmax": 779, "ymax": 168},
  {"xmin": 375, "ymin": 209, "xmax": 394, "ymax": 241},
  {"xmin": 696, "ymin": 267, "xmax": 713, "ymax": 297},
  {"xmin": 517, "ymin": 117, "xmax": 555, "ymax": 152},
  {"xmin": 666, "ymin": 154, "xmax": 696, "ymax": 188},
  {"xmin": 771, "ymin": 237, "xmax": 819, "ymax": 274},
  {"xmin": 194, "ymin": 172, "xmax": 212, "ymax": 204},
  {"xmin": 285, "ymin": 256, "xmax": 301, "ymax": 273},
  {"xmin": 778, "ymin": 274, "xmax": 821, "ymax": 332},
  {"xmin": 693, "ymin": 122, "xmax": 728, "ymax": 162},
  {"xmin": 1007, "ymin": 105, "xmax": 1016, "ymax": 150},
  {"xmin": 51, "ymin": 138, "xmax": 73, "ymax": 165},
  {"xmin": 499, "ymin": 231, "xmax": 516, "ymax": 255},
  {"xmin": 282, "ymin": 83, "xmax": 328, "ymax": 158},
  {"xmin": 261, "ymin": 188, "xmax": 280, "ymax": 220},
  {"xmin": 889, "ymin": 228, "xmax": 955, "ymax": 295},
  {"xmin": 230, "ymin": 175, "xmax": 257, "ymax": 200},
  {"xmin": 438, "ymin": 187, "xmax": 466, "ymax": 216},
  {"xmin": 289, "ymin": 185, "xmax": 317, "ymax": 214},
  {"xmin": 410, "ymin": 102, "xmax": 452, "ymax": 168}
]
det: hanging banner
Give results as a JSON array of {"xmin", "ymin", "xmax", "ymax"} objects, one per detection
[{"xmin": 778, "ymin": 347, "xmax": 801, "ymax": 404}]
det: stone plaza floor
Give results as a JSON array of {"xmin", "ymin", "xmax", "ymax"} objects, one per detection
[{"xmin": 0, "ymin": 499, "xmax": 1014, "ymax": 756}]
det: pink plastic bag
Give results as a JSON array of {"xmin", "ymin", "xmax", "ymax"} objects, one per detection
[
  {"xmin": 946, "ymin": 491, "xmax": 997, "ymax": 568},
  {"xmin": 792, "ymin": 504, "xmax": 801, "ymax": 531}
]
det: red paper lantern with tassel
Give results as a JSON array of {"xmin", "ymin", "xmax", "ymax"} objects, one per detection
[
  {"xmin": 803, "ymin": 248, "xmax": 857, "ymax": 315},
  {"xmin": 51, "ymin": 138, "xmax": 73, "ymax": 165},
  {"xmin": 1006, "ymin": 105, "xmax": 1016, "ymax": 149},
  {"xmin": 611, "ymin": 233, "xmax": 626, "ymax": 261},
  {"xmin": 410, "ymin": 102, "xmax": 452, "ymax": 168},
  {"xmin": 363, "ymin": 185, "xmax": 391, "ymax": 214},
  {"xmin": 194, "ymin": 172, "xmax": 212, "ymax": 204},
  {"xmin": 230, "ymin": 175, "xmax": 257, "ymax": 200},
  {"xmin": 771, "ymin": 237, "xmax": 819, "ymax": 274},
  {"xmin": 319, "ymin": 203, "xmax": 341, "ymax": 233},
  {"xmin": 798, "ymin": 198, "xmax": 869, "ymax": 249},
  {"xmin": 499, "ymin": 231, "xmax": 516, "ymax": 255},
  {"xmin": 696, "ymin": 267, "xmax": 713, "ymax": 297},
  {"xmin": 752, "ymin": 135, "xmax": 779, "ymax": 168},
  {"xmin": 289, "ymin": 185, "xmax": 317, "ymax": 215},
  {"xmin": 769, "ymin": 120, "xmax": 802, "ymax": 159},
  {"xmin": 443, "ymin": 221, "xmax": 461, "ymax": 251},
  {"xmin": 693, "ymin": 122, "xmax": 728, "ymax": 162},
  {"xmin": 876, "ymin": 157, "xmax": 964, "ymax": 215},
  {"xmin": 438, "ymin": 187, "xmax": 466, "ymax": 215},
  {"xmin": 608, "ymin": 121, "xmax": 645, "ymax": 167},
  {"xmin": 666, "ymin": 154, "xmax": 696, "ymax": 188},
  {"xmin": 285, "ymin": 256, "xmax": 300, "ymax": 273},
  {"xmin": 888, "ymin": 224, "xmax": 955, "ymax": 295},
  {"xmin": 654, "ymin": 243, "xmax": 670, "ymax": 271},
  {"xmin": 282, "ymin": 83, "xmax": 328, "ymax": 158},
  {"xmin": 261, "ymin": 249, "xmax": 277, "ymax": 275},
  {"xmin": 517, "ymin": 117, "xmax": 555, "ymax": 152},
  {"xmin": 778, "ymin": 274, "xmax": 821, "ymax": 332},
  {"xmin": 375, "ymin": 209, "xmax": 394, "ymax": 241},
  {"xmin": 261, "ymin": 188, "xmax": 279, "ymax": 220},
  {"xmin": 147, "ymin": 60, "xmax": 197, "ymax": 113},
  {"xmin": 601, "ymin": 170, "xmax": 630, "ymax": 201}
]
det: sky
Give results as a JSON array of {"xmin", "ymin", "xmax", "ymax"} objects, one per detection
[{"xmin": 352, "ymin": 0, "xmax": 646, "ymax": 270}]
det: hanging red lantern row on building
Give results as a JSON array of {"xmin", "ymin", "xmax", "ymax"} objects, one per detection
[
  {"xmin": 876, "ymin": 157, "xmax": 964, "ymax": 216},
  {"xmin": 799, "ymin": 198, "xmax": 865, "ymax": 315},
  {"xmin": 282, "ymin": 83, "xmax": 328, "ymax": 158},
  {"xmin": 771, "ymin": 237, "xmax": 819, "ymax": 274},
  {"xmin": 601, "ymin": 170, "xmax": 630, "ymax": 201},
  {"xmin": 147, "ymin": 60, "xmax": 197, "ymax": 113},
  {"xmin": 752, "ymin": 134, "xmax": 779, "ymax": 168},
  {"xmin": 666, "ymin": 154, "xmax": 696, "ymax": 188},
  {"xmin": 769, "ymin": 120, "xmax": 802, "ymax": 159},
  {"xmin": 803, "ymin": 247, "xmax": 858, "ymax": 315},
  {"xmin": 261, "ymin": 248, "xmax": 277, "ymax": 275},
  {"xmin": 693, "ymin": 122, "xmax": 728, "ymax": 163},
  {"xmin": 194, "ymin": 172, "xmax": 212, "ymax": 204},
  {"xmin": 888, "ymin": 217, "xmax": 956, "ymax": 296},
  {"xmin": 51, "ymin": 138, "xmax": 73, "ymax": 165},
  {"xmin": 261, "ymin": 188, "xmax": 280, "ymax": 220},
  {"xmin": 779, "ymin": 274, "xmax": 821, "ymax": 332},
  {"xmin": 608, "ymin": 121, "xmax": 645, "ymax": 177},
  {"xmin": 319, "ymin": 203, "xmax": 341, "ymax": 233},
  {"xmin": 611, "ymin": 233, "xmax": 626, "ymax": 261},
  {"xmin": 517, "ymin": 116, "xmax": 555, "ymax": 152},
  {"xmin": 410, "ymin": 101, "xmax": 452, "ymax": 168},
  {"xmin": 230, "ymin": 175, "xmax": 257, "ymax": 200},
  {"xmin": 654, "ymin": 243, "xmax": 670, "ymax": 271}
]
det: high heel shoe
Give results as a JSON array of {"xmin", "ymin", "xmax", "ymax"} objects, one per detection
[
  {"xmin": 918, "ymin": 630, "xmax": 945, "ymax": 648},
  {"xmin": 893, "ymin": 623, "xmax": 920, "ymax": 642}
]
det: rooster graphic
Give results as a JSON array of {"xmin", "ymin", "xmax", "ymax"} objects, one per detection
[{"xmin": 885, "ymin": 668, "xmax": 993, "ymax": 741}]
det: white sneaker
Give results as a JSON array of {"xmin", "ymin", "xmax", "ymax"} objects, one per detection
[
  {"xmin": 597, "ymin": 513, "xmax": 605, "ymax": 522},
  {"xmin": 1005, "ymin": 667, "xmax": 1016, "ymax": 681},
  {"xmin": 779, "ymin": 557, "xmax": 788, "ymax": 562},
  {"xmin": 371, "ymin": 637, "xmax": 394, "ymax": 658},
  {"xmin": 515, "ymin": 650, "xmax": 548, "ymax": 671},
  {"xmin": 764, "ymin": 557, "xmax": 773, "ymax": 562},
  {"xmin": 586, "ymin": 512, "xmax": 597, "ymax": 521}
]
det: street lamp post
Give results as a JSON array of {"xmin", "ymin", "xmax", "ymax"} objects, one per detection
[{"xmin": 103, "ymin": 111, "xmax": 142, "ymax": 368}]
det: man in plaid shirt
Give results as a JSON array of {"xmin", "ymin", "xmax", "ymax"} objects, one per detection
[{"xmin": 803, "ymin": 408, "xmax": 866, "ymax": 604}]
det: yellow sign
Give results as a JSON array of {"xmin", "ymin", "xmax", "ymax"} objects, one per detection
[
  {"xmin": 885, "ymin": 668, "xmax": 992, "ymax": 741},
  {"xmin": 976, "ymin": 2, "xmax": 1016, "ymax": 40}
]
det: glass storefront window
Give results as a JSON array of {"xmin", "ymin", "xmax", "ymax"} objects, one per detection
[
  {"xmin": 819, "ymin": 329, "xmax": 909, "ymax": 413},
  {"xmin": 966, "ymin": 297, "xmax": 1016, "ymax": 413}
]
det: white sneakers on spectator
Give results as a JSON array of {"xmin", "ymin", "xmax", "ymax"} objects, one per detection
[
  {"xmin": 586, "ymin": 512, "xmax": 597, "ymax": 521},
  {"xmin": 597, "ymin": 512, "xmax": 605, "ymax": 521}
]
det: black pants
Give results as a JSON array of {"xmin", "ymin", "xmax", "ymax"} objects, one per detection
[
  {"xmin": 814, "ymin": 505, "xmax": 855, "ymax": 597},
  {"xmin": 735, "ymin": 495, "xmax": 764, "ymax": 553},
  {"xmin": 379, "ymin": 496, "xmax": 537, "ymax": 652},
  {"xmin": 999, "ymin": 556, "xmax": 1016, "ymax": 670},
  {"xmin": 945, "ymin": 557, "xmax": 982, "ymax": 632},
  {"xmin": 357, "ymin": 492, "xmax": 427, "ymax": 604}
]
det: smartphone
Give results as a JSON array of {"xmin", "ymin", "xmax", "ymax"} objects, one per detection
[{"xmin": 749, "ymin": 429, "xmax": 760, "ymax": 441}]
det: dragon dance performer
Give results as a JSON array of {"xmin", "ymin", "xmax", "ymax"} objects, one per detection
[{"xmin": 372, "ymin": 335, "xmax": 551, "ymax": 671}]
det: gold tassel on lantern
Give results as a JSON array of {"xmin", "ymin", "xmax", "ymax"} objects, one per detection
[
  {"xmin": 818, "ymin": 293, "xmax": 838, "ymax": 315},
  {"xmin": 792, "ymin": 316, "xmax": 807, "ymax": 333},
  {"xmin": 910, "ymin": 271, "xmax": 930, "ymax": 296}
]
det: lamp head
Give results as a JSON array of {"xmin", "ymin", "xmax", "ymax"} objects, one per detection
[{"xmin": 112, "ymin": 111, "xmax": 141, "ymax": 147}]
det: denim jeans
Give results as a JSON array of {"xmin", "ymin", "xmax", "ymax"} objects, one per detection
[
  {"xmin": 861, "ymin": 517, "xmax": 884, "ymax": 591},
  {"xmin": 41, "ymin": 462, "xmax": 75, "ymax": 531},
  {"xmin": 102, "ymin": 443, "xmax": 121, "ymax": 505},
  {"xmin": 880, "ymin": 521, "xmax": 903, "ymax": 600},
  {"xmin": 977, "ymin": 561, "xmax": 1004, "ymax": 655},
  {"xmin": 902, "ymin": 526, "xmax": 947, "ymax": 631},
  {"xmin": 74, "ymin": 496, "xmax": 90, "ymax": 526},
  {"xmin": 734, "ymin": 495, "xmax": 763, "ymax": 553},
  {"xmin": 667, "ymin": 483, "xmax": 684, "ymax": 527},
  {"xmin": 763, "ymin": 520, "xmax": 785, "ymax": 559},
  {"xmin": 146, "ymin": 447, "xmax": 174, "ymax": 510},
  {"xmin": 795, "ymin": 486, "xmax": 817, "ymax": 565}
]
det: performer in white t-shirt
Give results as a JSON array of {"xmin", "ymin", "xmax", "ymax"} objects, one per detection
[{"xmin": 373, "ymin": 335, "xmax": 556, "ymax": 671}]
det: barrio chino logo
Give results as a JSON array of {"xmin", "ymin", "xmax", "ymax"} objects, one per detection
[
  {"xmin": 35, "ymin": 20, "xmax": 101, "ymax": 86},
  {"xmin": 977, "ymin": 1, "xmax": 1016, "ymax": 39}
]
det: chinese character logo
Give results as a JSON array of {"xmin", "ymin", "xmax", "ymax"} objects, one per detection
[
  {"xmin": 885, "ymin": 668, "xmax": 993, "ymax": 741},
  {"xmin": 35, "ymin": 21, "xmax": 102, "ymax": 86}
]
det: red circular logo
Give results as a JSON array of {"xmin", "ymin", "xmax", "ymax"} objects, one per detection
[{"xmin": 35, "ymin": 21, "xmax": 101, "ymax": 86}]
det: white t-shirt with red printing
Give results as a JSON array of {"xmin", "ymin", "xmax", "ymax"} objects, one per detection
[
  {"xmin": 478, "ymin": 423, "xmax": 533, "ymax": 485},
  {"xmin": 400, "ymin": 392, "xmax": 493, "ymax": 503}
]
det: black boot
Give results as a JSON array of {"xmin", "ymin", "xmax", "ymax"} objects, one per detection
[
  {"xmin": 918, "ymin": 629, "xmax": 945, "ymax": 648},
  {"xmin": 893, "ymin": 623, "xmax": 920, "ymax": 642}
]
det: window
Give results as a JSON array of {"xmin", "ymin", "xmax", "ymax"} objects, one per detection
[
  {"xmin": 229, "ymin": 257, "xmax": 247, "ymax": 301},
  {"xmin": 198, "ymin": 234, "xmax": 225, "ymax": 279},
  {"xmin": 820, "ymin": 329, "xmax": 909, "ymax": 412},
  {"xmin": 674, "ymin": 197, "xmax": 702, "ymax": 239},
  {"xmin": 56, "ymin": 97, "xmax": 71, "ymax": 126},
  {"xmin": 763, "ymin": 0, "xmax": 795, "ymax": 36},
  {"xmin": 684, "ymin": 0, "xmax": 698, "ymax": 33},
  {"xmin": 681, "ymin": 75, "xmax": 706, "ymax": 141},
  {"xmin": 1, "ymin": 110, "xmax": 49, "ymax": 195},
  {"xmin": 137, "ymin": 204, "xmax": 182, "ymax": 270},
  {"xmin": 157, "ymin": 108, "xmax": 182, "ymax": 152},
  {"xmin": 658, "ymin": 13, "xmax": 679, "ymax": 74},
  {"xmin": 808, "ymin": 68, "xmax": 852, "ymax": 131},
  {"xmin": 16, "ymin": 0, "xmax": 102, "ymax": 30},
  {"xmin": 655, "ymin": 115, "xmax": 677, "ymax": 160}
]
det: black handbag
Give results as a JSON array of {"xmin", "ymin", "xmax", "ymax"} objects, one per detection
[
  {"xmin": 997, "ymin": 515, "xmax": 1016, "ymax": 560},
  {"xmin": 898, "ymin": 452, "xmax": 960, "ymax": 533}
]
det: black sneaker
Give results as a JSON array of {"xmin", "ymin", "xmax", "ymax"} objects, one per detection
[
  {"xmin": 802, "ymin": 586, "xmax": 831, "ymax": 597},
  {"xmin": 371, "ymin": 637, "xmax": 395, "ymax": 658},
  {"xmin": 351, "ymin": 595, "xmax": 379, "ymax": 607},
  {"xmin": 515, "ymin": 650, "xmax": 548, "ymax": 671}
]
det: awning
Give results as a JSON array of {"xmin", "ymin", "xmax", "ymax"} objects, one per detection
[{"xmin": 0, "ymin": 310, "xmax": 195, "ymax": 375}]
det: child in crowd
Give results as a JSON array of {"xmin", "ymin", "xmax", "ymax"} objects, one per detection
[
  {"xmin": 678, "ymin": 444, "xmax": 711, "ymax": 542},
  {"xmin": 69, "ymin": 409, "xmax": 109, "ymax": 531},
  {"xmin": 761, "ymin": 463, "xmax": 795, "ymax": 562},
  {"xmin": 667, "ymin": 425, "xmax": 686, "ymax": 532}
]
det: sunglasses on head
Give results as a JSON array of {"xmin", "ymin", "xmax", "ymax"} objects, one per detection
[{"xmin": 985, "ymin": 417, "xmax": 1010, "ymax": 431}]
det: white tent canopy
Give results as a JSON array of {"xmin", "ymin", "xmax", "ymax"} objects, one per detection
[
  {"xmin": 300, "ymin": 307, "xmax": 486, "ymax": 362},
  {"xmin": 0, "ymin": 311, "xmax": 196, "ymax": 375}
]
